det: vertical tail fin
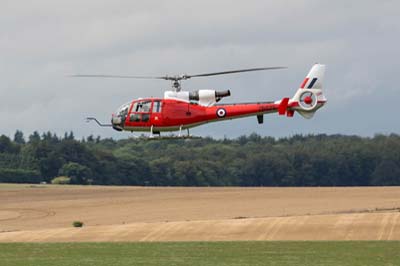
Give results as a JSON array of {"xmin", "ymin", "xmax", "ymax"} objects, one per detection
[
  {"xmin": 291, "ymin": 64, "xmax": 327, "ymax": 119},
  {"xmin": 299, "ymin": 64, "xmax": 325, "ymax": 90}
]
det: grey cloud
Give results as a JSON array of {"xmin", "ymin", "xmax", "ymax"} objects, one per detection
[{"xmin": 0, "ymin": 0, "xmax": 399, "ymax": 139}]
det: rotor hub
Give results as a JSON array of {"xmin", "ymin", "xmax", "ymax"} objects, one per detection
[{"xmin": 304, "ymin": 96, "xmax": 313, "ymax": 105}]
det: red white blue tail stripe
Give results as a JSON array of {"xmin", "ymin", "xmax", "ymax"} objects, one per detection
[{"xmin": 300, "ymin": 77, "xmax": 318, "ymax": 89}]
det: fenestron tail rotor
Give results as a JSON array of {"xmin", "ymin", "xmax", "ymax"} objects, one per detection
[{"xmin": 70, "ymin": 66, "xmax": 287, "ymax": 91}]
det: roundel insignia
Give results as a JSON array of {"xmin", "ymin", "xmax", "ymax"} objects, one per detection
[{"xmin": 216, "ymin": 108, "xmax": 226, "ymax": 118}]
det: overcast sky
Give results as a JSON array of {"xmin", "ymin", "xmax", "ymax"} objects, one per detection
[{"xmin": 1, "ymin": 0, "xmax": 399, "ymax": 139}]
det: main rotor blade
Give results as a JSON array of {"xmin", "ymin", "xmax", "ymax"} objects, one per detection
[
  {"xmin": 70, "ymin": 74, "xmax": 167, "ymax": 79},
  {"xmin": 185, "ymin": 67, "xmax": 287, "ymax": 79},
  {"xmin": 69, "ymin": 66, "xmax": 287, "ymax": 81}
]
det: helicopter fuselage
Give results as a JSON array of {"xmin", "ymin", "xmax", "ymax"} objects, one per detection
[{"xmin": 111, "ymin": 97, "xmax": 323, "ymax": 133}]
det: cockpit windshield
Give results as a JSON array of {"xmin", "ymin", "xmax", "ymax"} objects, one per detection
[{"xmin": 115, "ymin": 102, "xmax": 130, "ymax": 117}]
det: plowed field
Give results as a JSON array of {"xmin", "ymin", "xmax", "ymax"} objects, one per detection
[{"xmin": 0, "ymin": 185, "xmax": 399, "ymax": 242}]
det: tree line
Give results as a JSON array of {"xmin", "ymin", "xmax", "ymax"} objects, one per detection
[{"xmin": 0, "ymin": 130, "xmax": 399, "ymax": 186}]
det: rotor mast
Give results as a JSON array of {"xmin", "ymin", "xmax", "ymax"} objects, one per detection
[
  {"xmin": 173, "ymin": 80, "xmax": 181, "ymax": 91},
  {"xmin": 163, "ymin": 75, "xmax": 191, "ymax": 92}
]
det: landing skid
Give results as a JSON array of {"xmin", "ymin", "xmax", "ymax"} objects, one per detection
[
  {"xmin": 146, "ymin": 135, "xmax": 202, "ymax": 140},
  {"xmin": 130, "ymin": 133, "xmax": 202, "ymax": 140},
  {"xmin": 147, "ymin": 125, "xmax": 201, "ymax": 140}
]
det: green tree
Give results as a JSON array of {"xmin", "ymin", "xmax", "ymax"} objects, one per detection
[
  {"xmin": 0, "ymin": 135, "xmax": 18, "ymax": 153},
  {"xmin": 14, "ymin": 130, "xmax": 25, "ymax": 144},
  {"xmin": 28, "ymin": 131, "xmax": 41, "ymax": 144},
  {"xmin": 371, "ymin": 159, "xmax": 400, "ymax": 186},
  {"xmin": 58, "ymin": 162, "xmax": 92, "ymax": 184}
]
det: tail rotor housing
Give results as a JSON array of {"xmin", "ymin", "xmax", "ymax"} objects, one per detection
[{"xmin": 290, "ymin": 64, "xmax": 327, "ymax": 118}]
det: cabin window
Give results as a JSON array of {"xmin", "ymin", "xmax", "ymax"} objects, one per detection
[{"xmin": 152, "ymin": 101, "xmax": 162, "ymax": 113}]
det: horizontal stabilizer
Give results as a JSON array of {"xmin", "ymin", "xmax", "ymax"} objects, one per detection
[{"xmin": 278, "ymin": 98, "xmax": 290, "ymax": 115}]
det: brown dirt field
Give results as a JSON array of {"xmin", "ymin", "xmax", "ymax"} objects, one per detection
[{"xmin": 0, "ymin": 184, "xmax": 400, "ymax": 242}]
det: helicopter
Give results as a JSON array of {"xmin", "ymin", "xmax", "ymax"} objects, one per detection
[{"xmin": 73, "ymin": 64, "xmax": 327, "ymax": 138}]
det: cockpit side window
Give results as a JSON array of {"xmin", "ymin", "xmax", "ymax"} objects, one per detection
[
  {"xmin": 136, "ymin": 101, "xmax": 152, "ymax": 113},
  {"xmin": 130, "ymin": 113, "xmax": 141, "ymax": 122},
  {"xmin": 131, "ymin": 102, "xmax": 138, "ymax": 113}
]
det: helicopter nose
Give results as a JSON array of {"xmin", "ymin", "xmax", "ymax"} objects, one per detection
[
  {"xmin": 111, "ymin": 115, "xmax": 122, "ymax": 125},
  {"xmin": 111, "ymin": 115, "xmax": 123, "ymax": 131}
]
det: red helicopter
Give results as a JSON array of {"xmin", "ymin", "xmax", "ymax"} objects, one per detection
[{"xmin": 76, "ymin": 64, "xmax": 326, "ymax": 137}]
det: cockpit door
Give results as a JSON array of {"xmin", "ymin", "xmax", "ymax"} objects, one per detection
[{"xmin": 126, "ymin": 100, "xmax": 153, "ymax": 128}]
